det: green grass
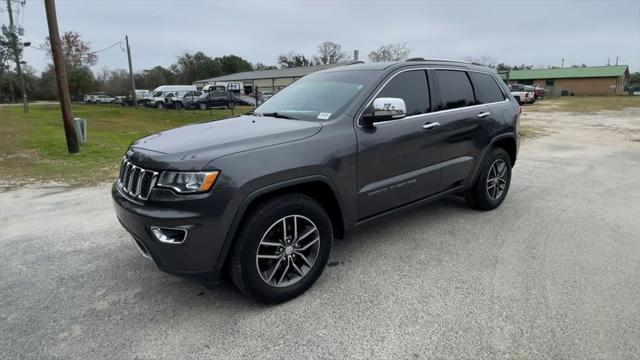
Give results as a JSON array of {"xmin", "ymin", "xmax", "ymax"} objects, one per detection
[
  {"xmin": 0, "ymin": 104, "xmax": 252, "ymax": 186},
  {"xmin": 526, "ymin": 95, "xmax": 640, "ymax": 113}
]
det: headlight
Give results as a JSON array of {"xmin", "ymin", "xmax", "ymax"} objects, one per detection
[{"xmin": 156, "ymin": 171, "xmax": 219, "ymax": 194}]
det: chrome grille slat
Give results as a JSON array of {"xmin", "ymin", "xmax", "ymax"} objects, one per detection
[{"xmin": 118, "ymin": 158, "xmax": 158, "ymax": 201}]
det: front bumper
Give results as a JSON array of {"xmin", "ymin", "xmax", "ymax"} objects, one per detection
[{"xmin": 111, "ymin": 183, "xmax": 238, "ymax": 284}]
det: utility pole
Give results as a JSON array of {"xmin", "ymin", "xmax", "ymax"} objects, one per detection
[
  {"xmin": 44, "ymin": 0, "xmax": 79, "ymax": 154},
  {"xmin": 6, "ymin": 0, "xmax": 29, "ymax": 112},
  {"xmin": 125, "ymin": 35, "xmax": 137, "ymax": 108},
  {"xmin": 561, "ymin": 58, "xmax": 564, "ymax": 68}
]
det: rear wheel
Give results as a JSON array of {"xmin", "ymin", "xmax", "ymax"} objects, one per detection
[
  {"xmin": 466, "ymin": 147, "xmax": 512, "ymax": 210},
  {"xmin": 229, "ymin": 194, "xmax": 332, "ymax": 303},
  {"xmin": 174, "ymin": 101, "xmax": 183, "ymax": 110},
  {"xmin": 156, "ymin": 102, "xmax": 164, "ymax": 109},
  {"xmin": 227, "ymin": 101, "xmax": 236, "ymax": 109},
  {"xmin": 199, "ymin": 103, "xmax": 208, "ymax": 110}
]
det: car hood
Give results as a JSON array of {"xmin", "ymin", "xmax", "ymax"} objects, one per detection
[{"xmin": 127, "ymin": 115, "xmax": 322, "ymax": 171}]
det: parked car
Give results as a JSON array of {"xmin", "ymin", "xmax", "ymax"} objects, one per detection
[
  {"xmin": 508, "ymin": 84, "xmax": 535, "ymax": 104},
  {"xmin": 146, "ymin": 85, "xmax": 197, "ymax": 109},
  {"xmin": 260, "ymin": 91, "xmax": 275, "ymax": 101},
  {"xmin": 93, "ymin": 95, "xmax": 116, "ymax": 104},
  {"xmin": 122, "ymin": 89, "xmax": 153, "ymax": 106},
  {"xmin": 113, "ymin": 96, "xmax": 126, "ymax": 104},
  {"xmin": 83, "ymin": 94, "xmax": 95, "ymax": 103},
  {"xmin": 195, "ymin": 90, "xmax": 237, "ymax": 110},
  {"xmin": 527, "ymin": 86, "xmax": 545, "ymax": 100},
  {"xmin": 165, "ymin": 90, "xmax": 203, "ymax": 109},
  {"xmin": 113, "ymin": 60, "xmax": 519, "ymax": 303}
]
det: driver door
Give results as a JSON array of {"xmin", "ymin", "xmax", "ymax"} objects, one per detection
[{"xmin": 355, "ymin": 70, "xmax": 443, "ymax": 219}]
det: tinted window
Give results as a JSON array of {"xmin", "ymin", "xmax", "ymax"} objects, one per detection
[
  {"xmin": 470, "ymin": 72, "xmax": 505, "ymax": 104},
  {"xmin": 436, "ymin": 70, "xmax": 475, "ymax": 110},
  {"xmin": 255, "ymin": 70, "xmax": 377, "ymax": 121},
  {"xmin": 377, "ymin": 70, "xmax": 429, "ymax": 116}
]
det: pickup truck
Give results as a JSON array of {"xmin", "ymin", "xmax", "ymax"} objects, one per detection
[{"xmin": 508, "ymin": 84, "xmax": 535, "ymax": 105}]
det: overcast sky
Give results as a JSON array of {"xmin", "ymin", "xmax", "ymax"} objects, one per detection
[{"xmin": 7, "ymin": 0, "xmax": 640, "ymax": 74}]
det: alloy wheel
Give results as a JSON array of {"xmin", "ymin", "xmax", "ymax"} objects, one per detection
[
  {"xmin": 486, "ymin": 159, "xmax": 508, "ymax": 200},
  {"xmin": 255, "ymin": 215, "xmax": 320, "ymax": 287}
]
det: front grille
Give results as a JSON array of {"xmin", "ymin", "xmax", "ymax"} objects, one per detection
[{"xmin": 118, "ymin": 158, "xmax": 158, "ymax": 200}]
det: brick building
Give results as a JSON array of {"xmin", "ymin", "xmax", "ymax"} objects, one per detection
[{"xmin": 506, "ymin": 65, "xmax": 629, "ymax": 96}]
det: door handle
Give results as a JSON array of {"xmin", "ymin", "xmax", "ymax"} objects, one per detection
[
  {"xmin": 477, "ymin": 112, "xmax": 491, "ymax": 118},
  {"xmin": 422, "ymin": 122, "xmax": 440, "ymax": 130}
]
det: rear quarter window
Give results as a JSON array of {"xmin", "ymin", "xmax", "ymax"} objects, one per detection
[
  {"xmin": 470, "ymin": 72, "xmax": 506, "ymax": 104},
  {"xmin": 435, "ymin": 70, "xmax": 476, "ymax": 110}
]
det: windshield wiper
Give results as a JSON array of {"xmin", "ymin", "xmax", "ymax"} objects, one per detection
[{"xmin": 258, "ymin": 112, "xmax": 297, "ymax": 120}]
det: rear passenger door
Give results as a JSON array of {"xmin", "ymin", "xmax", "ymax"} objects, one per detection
[
  {"xmin": 356, "ymin": 70, "xmax": 442, "ymax": 219},
  {"xmin": 432, "ymin": 69, "xmax": 492, "ymax": 191}
]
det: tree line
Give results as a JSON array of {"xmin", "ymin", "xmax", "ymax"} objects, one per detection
[
  {"xmin": 0, "ymin": 32, "xmax": 420, "ymax": 101},
  {"xmin": 2, "ymin": 31, "xmax": 637, "ymax": 102}
]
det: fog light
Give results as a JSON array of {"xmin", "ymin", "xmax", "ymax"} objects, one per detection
[{"xmin": 150, "ymin": 226, "xmax": 187, "ymax": 244}]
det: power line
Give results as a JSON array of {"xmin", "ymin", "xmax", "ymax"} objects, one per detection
[{"xmin": 94, "ymin": 39, "xmax": 123, "ymax": 54}]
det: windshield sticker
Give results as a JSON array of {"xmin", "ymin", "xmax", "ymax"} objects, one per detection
[{"xmin": 317, "ymin": 112, "xmax": 332, "ymax": 120}]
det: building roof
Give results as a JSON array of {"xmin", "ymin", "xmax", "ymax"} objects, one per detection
[
  {"xmin": 194, "ymin": 63, "xmax": 345, "ymax": 83},
  {"xmin": 507, "ymin": 65, "xmax": 628, "ymax": 80}
]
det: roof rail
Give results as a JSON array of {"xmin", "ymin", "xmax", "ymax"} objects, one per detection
[
  {"xmin": 405, "ymin": 58, "xmax": 476, "ymax": 65},
  {"xmin": 346, "ymin": 60, "xmax": 365, "ymax": 65}
]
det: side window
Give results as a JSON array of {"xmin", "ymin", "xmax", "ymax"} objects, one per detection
[
  {"xmin": 436, "ymin": 70, "xmax": 476, "ymax": 110},
  {"xmin": 470, "ymin": 72, "xmax": 505, "ymax": 104},
  {"xmin": 377, "ymin": 70, "xmax": 429, "ymax": 116}
]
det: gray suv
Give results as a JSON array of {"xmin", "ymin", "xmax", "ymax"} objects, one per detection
[{"xmin": 113, "ymin": 60, "xmax": 520, "ymax": 303}]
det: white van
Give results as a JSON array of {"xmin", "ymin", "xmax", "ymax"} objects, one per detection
[{"xmin": 147, "ymin": 85, "xmax": 197, "ymax": 108}]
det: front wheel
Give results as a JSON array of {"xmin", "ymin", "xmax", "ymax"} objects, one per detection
[
  {"xmin": 466, "ymin": 147, "xmax": 512, "ymax": 210},
  {"xmin": 156, "ymin": 102, "xmax": 164, "ymax": 109},
  {"xmin": 229, "ymin": 194, "xmax": 333, "ymax": 303},
  {"xmin": 199, "ymin": 103, "xmax": 208, "ymax": 110}
]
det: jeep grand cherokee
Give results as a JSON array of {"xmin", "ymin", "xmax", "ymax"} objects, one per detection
[{"xmin": 113, "ymin": 59, "xmax": 520, "ymax": 303}]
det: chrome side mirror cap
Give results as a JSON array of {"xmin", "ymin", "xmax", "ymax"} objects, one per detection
[{"xmin": 362, "ymin": 97, "xmax": 407, "ymax": 126}]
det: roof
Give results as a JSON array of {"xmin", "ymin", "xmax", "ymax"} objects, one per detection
[
  {"xmin": 507, "ymin": 65, "xmax": 628, "ymax": 80},
  {"xmin": 195, "ymin": 63, "xmax": 344, "ymax": 83}
]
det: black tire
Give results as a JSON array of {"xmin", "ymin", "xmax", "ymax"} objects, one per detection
[
  {"xmin": 229, "ymin": 193, "xmax": 333, "ymax": 303},
  {"xmin": 156, "ymin": 102, "xmax": 164, "ymax": 109},
  {"xmin": 199, "ymin": 102, "xmax": 208, "ymax": 110},
  {"xmin": 174, "ymin": 101, "xmax": 183, "ymax": 110},
  {"xmin": 466, "ymin": 147, "xmax": 512, "ymax": 210},
  {"xmin": 227, "ymin": 101, "xmax": 236, "ymax": 110}
]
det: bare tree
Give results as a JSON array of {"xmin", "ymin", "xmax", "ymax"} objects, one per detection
[
  {"xmin": 278, "ymin": 52, "xmax": 314, "ymax": 68},
  {"xmin": 463, "ymin": 55, "xmax": 498, "ymax": 67},
  {"xmin": 368, "ymin": 43, "xmax": 412, "ymax": 62},
  {"xmin": 314, "ymin": 41, "xmax": 348, "ymax": 64},
  {"xmin": 42, "ymin": 31, "xmax": 97, "ymax": 68}
]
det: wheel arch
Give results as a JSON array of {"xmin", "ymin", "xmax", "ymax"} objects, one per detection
[
  {"xmin": 215, "ymin": 176, "xmax": 347, "ymax": 271},
  {"xmin": 469, "ymin": 133, "xmax": 518, "ymax": 186},
  {"xmin": 491, "ymin": 134, "xmax": 518, "ymax": 166}
]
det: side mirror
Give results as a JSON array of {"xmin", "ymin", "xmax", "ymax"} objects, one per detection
[{"xmin": 361, "ymin": 97, "xmax": 407, "ymax": 126}]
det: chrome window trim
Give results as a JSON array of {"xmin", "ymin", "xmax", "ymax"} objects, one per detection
[{"xmin": 357, "ymin": 67, "xmax": 510, "ymax": 128}]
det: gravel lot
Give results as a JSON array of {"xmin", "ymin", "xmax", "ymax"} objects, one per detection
[{"xmin": 1, "ymin": 107, "xmax": 639, "ymax": 359}]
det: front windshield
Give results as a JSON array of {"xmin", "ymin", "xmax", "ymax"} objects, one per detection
[{"xmin": 254, "ymin": 70, "xmax": 377, "ymax": 121}]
